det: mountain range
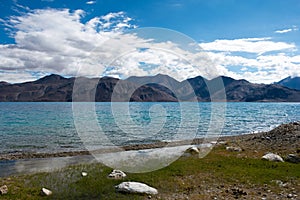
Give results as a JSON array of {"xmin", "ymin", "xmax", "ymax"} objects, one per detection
[{"xmin": 0, "ymin": 74, "xmax": 299, "ymax": 102}]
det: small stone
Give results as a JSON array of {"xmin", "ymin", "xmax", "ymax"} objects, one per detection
[
  {"xmin": 0, "ymin": 185, "xmax": 8, "ymax": 195},
  {"xmin": 81, "ymin": 171, "xmax": 88, "ymax": 177},
  {"xmin": 226, "ymin": 146, "xmax": 242, "ymax": 152},
  {"xmin": 262, "ymin": 153, "xmax": 284, "ymax": 162},
  {"xmin": 185, "ymin": 147, "xmax": 200, "ymax": 154},
  {"xmin": 218, "ymin": 141, "xmax": 227, "ymax": 145},
  {"xmin": 41, "ymin": 188, "xmax": 52, "ymax": 196},
  {"xmin": 287, "ymin": 193, "xmax": 293, "ymax": 198},
  {"xmin": 285, "ymin": 154, "xmax": 300, "ymax": 163},
  {"xmin": 115, "ymin": 181, "xmax": 158, "ymax": 195},
  {"xmin": 108, "ymin": 169, "xmax": 127, "ymax": 179}
]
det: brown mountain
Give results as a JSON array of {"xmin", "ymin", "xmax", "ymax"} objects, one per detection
[
  {"xmin": 0, "ymin": 74, "xmax": 177, "ymax": 102},
  {"xmin": 0, "ymin": 74, "xmax": 300, "ymax": 102}
]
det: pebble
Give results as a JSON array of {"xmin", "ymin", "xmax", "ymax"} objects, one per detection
[
  {"xmin": 41, "ymin": 188, "xmax": 52, "ymax": 196},
  {"xmin": 108, "ymin": 169, "xmax": 127, "ymax": 179},
  {"xmin": 185, "ymin": 147, "xmax": 200, "ymax": 154},
  {"xmin": 81, "ymin": 171, "xmax": 88, "ymax": 177},
  {"xmin": 285, "ymin": 154, "xmax": 300, "ymax": 163},
  {"xmin": 226, "ymin": 146, "xmax": 242, "ymax": 152},
  {"xmin": 0, "ymin": 185, "xmax": 8, "ymax": 195}
]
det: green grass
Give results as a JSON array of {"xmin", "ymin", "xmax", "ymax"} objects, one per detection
[{"xmin": 0, "ymin": 147, "xmax": 299, "ymax": 199}]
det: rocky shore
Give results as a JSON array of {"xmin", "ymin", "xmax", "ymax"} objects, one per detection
[{"xmin": 221, "ymin": 121, "xmax": 300, "ymax": 157}]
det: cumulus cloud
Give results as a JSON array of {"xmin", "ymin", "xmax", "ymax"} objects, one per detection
[
  {"xmin": 0, "ymin": 9, "xmax": 154, "ymax": 82},
  {"xmin": 0, "ymin": 8, "xmax": 217, "ymax": 83},
  {"xmin": 200, "ymin": 37, "xmax": 296, "ymax": 55},
  {"xmin": 202, "ymin": 47, "xmax": 300, "ymax": 83},
  {"xmin": 1, "ymin": 8, "xmax": 300, "ymax": 84}
]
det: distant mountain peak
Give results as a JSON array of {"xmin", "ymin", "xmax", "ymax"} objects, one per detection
[
  {"xmin": 276, "ymin": 76, "xmax": 300, "ymax": 90},
  {"xmin": 34, "ymin": 74, "xmax": 67, "ymax": 84},
  {"xmin": 0, "ymin": 81, "xmax": 10, "ymax": 86}
]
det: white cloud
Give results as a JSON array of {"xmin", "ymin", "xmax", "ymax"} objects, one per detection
[
  {"xmin": 1, "ymin": 8, "xmax": 300, "ymax": 84},
  {"xmin": 86, "ymin": 1, "xmax": 96, "ymax": 5},
  {"xmin": 203, "ymin": 49, "xmax": 300, "ymax": 83},
  {"xmin": 275, "ymin": 28, "xmax": 293, "ymax": 34},
  {"xmin": 275, "ymin": 26, "xmax": 298, "ymax": 34},
  {"xmin": 0, "ymin": 8, "xmax": 217, "ymax": 83},
  {"xmin": 198, "ymin": 37, "xmax": 300, "ymax": 83},
  {"xmin": 0, "ymin": 9, "xmax": 138, "ymax": 82},
  {"xmin": 200, "ymin": 37, "xmax": 296, "ymax": 55},
  {"xmin": 0, "ymin": 71, "xmax": 40, "ymax": 83}
]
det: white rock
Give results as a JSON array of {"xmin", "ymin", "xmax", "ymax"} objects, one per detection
[
  {"xmin": 218, "ymin": 141, "xmax": 227, "ymax": 145},
  {"xmin": 262, "ymin": 153, "xmax": 284, "ymax": 162},
  {"xmin": 185, "ymin": 147, "xmax": 200, "ymax": 154},
  {"xmin": 226, "ymin": 146, "xmax": 242, "ymax": 152},
  {"xmin": 81, "ymin": 171, "xmax": 88, "ymax": 177},
  {"xmin": 115, "ymin": 181, "xmax": 158, "ymax": 195},
  {"xmin": 0, "ymin": 185, "xmax": 8, "ymax": 195},
  {"xmin": 41, "ymin": 188, "xmax": 52, "ymax": 196},
  {"xmin": 108, "ymin": 169, "xmax": 127, "ymax": 179}
]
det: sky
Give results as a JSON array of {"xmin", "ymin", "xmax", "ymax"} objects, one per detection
[{"xmin": 0, "ymin": 0, "xmax": 300, "ymax": 83}]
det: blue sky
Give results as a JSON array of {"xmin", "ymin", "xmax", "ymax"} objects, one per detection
[{"xmin": 0, "ymin": 0, "xmax": 300, "ymax": 83}]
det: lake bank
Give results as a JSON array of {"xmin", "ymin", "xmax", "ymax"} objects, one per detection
[
  {"xmin": 0, "ymin": 122, "xmax": 299, "ymax": 199},
  {"xmin": 0, "ymin": 121, "xmax": 299, "ymax": 178}
]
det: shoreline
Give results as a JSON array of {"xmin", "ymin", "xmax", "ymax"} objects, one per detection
[
  {"xmin": 0, "ymin": 121, "xmax": 299, "ymax": 161},
  {"xmin": 0, "ymin": 121, "xmax": 299, "ymax": 199},
  {"xmin": 0, "ymin": 139, "xmax": 205, "ymax": 161}
]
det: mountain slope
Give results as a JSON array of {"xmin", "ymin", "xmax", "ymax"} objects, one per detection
[{"xmin": 276, "ymin": 76, "xmax": 300, "ymax": 90}]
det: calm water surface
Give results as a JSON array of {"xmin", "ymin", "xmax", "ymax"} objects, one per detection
[{"xmin": 0, "ymin": 102, "xmax": 299, "ymax": 154}]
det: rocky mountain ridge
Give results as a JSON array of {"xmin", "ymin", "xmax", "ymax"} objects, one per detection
[{"xmin": 0, "ymin": 74, "xmax": 300, "ymax": 102}]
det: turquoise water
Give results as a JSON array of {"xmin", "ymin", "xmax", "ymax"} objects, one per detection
[{"xmin": 0, "ymin": 102, "xmax": 299, "ymax": 154}]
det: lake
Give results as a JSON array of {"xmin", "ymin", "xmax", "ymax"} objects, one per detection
[{"xmin": 0, "ymin": 102, "xmax": 299, "ymax": 155}]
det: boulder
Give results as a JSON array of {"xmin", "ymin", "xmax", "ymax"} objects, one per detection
[
  {"xmin": 108, "ymin": 169, "xmax": 127, "ymax": 179},
  {"xmin": 0, "ymin": 185, "xmax": 8, "ymax": 195},
  {"xmin": 285, "ymin": 154, "xmax": 300, "ymax": 163},
  {"xmin": 226, "ymin": 146, "xmax": 242, "ymax": 152},
  {"xmin": 115, "ymin": 181, "xmax": 158, "ymax": 195},
  {"xmin": 41, "ymin": 188, "xmax": 52, "ymax": 196},
  {"xmin": 262, "ymin": 153, "xmax": 284, "ymax": 162}
]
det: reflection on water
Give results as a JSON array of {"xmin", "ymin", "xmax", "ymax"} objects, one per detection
[
  {"xmin": 0, "ymin": 155, "xmax": 95, "ymax": 177},
  {"xmin": 0, "ymin": 144, "xmax": 214, "ymax": 177}
]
